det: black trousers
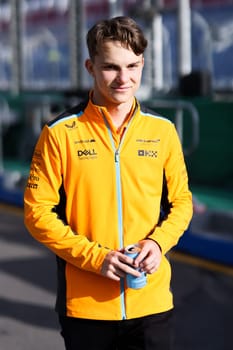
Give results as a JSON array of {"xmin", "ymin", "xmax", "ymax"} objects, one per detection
[{"xmin": 59, "ymin": 310, "xmax": 173, "ymax": 350}]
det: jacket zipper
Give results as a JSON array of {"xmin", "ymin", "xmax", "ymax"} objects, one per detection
[
  {"xmin": 102, "ymin": 114, "xmax": 126, "ymax": 319},
  {"xmin": 101, "ymin": 108, "xmax": 136, "ymax": 320},
  {"xmin": 114, "ymin": 145, "xmax": 126, "ymax": 320}
]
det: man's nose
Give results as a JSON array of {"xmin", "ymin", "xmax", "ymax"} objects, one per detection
[{"xmin": 116, "ymin": 69, "xmax": 129, "ymax": 83}]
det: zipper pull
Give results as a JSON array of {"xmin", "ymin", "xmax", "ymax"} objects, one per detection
[{"xmin": 115, "ymin": 149, "xmax": 119, "ymax": 162}]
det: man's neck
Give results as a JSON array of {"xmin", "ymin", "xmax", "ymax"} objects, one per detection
[
  {"xmin": 90, "ymin": 91, "xmax": 136, "ymax": 129},
  {"xmin": 108, "ymin": 103, "xmax": 133, "ymax": 129}
]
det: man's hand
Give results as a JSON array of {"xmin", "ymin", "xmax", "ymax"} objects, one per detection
[
  {"xmin": 134, "ymin": 239, "xmax": 162, "ymax": 274},
  {"xmin": 101, "ymin": 250, "xmax": 141, "ymax": 281}
]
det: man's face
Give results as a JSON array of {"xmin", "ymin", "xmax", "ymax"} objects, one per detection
[{"xmin": 85, "ymin": 41, "xmax": 144, "ymax": 108}]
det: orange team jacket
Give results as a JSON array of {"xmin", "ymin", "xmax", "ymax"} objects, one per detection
[{"xmin": 24, "ymin": 98, "xmax": 193, "ymax": 320}]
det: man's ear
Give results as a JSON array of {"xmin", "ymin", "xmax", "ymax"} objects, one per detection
[
  {"xmin": 142, "ymin": 56, "xmax": 145, "ymax": 68},
  {"xmin": 85, "ymin": 59, "xmax": 94, "ymax": 76}
]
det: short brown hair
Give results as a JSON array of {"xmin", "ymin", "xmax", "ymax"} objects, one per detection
[{"xmin": 86, "ymin": 16, "xmax": 148, "ymax": 61}]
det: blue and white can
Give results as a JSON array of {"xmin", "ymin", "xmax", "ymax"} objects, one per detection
[{"xmin": 124, "ymin": 244, "xmax": 147, "ymax": 289}]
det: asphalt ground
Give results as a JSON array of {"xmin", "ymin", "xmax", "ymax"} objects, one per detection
[{"xmin": 1, "ymin": 204, "xmax": 233, "ymax": 350}]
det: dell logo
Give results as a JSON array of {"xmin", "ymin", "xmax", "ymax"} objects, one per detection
[{"xmin": 77, "ymin": 149, "xmax": 97, "ymax": 157}]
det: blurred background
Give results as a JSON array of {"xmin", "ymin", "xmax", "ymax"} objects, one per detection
[
  {"xmin": 0, "ymin": 0, "xmax": 233, "ymax": 196},
  {"xmin": 0, "ymin": 1, "xmax": 233, "ymax": 349}
]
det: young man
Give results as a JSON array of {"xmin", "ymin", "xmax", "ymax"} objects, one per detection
[{"xmin": 24, "ymin": 16, "xmax": 193, "ymax": 350}]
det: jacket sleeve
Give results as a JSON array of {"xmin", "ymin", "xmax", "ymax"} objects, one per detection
[
  {"xmin": 148, "ymin": 123, "xmax": 193, "ymax": 254},
  {"xmin": 24, "ymin": 125, "xmax": 109, "ymax": 274}
]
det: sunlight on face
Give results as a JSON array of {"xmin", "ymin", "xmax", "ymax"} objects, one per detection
[{"xmin": 85, "ymin": 41, "xmax": 144, "ymax": 108}]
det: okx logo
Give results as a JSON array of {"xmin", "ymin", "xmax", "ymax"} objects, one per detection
[{"xmin": 138, "ymin": 149, "xmax": 158, "ymax": 158}]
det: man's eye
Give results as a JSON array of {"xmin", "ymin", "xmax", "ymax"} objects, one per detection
[{"xmin": 104, "ymin": 65, "xmax": 118, "ymax": 70}]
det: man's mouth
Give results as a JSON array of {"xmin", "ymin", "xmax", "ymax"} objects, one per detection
[{"xmin": 112, "ymin": 86, "xmax": 131, "ymax": 91}]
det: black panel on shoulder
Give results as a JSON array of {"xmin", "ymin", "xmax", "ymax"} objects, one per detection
[
  {"xmin": 47, "ymin": 99, "xmax": 89, "ymax": 127},
  {"xmin": 140, "ymin": 103, "xmax": 163, "ymax": 117}
]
